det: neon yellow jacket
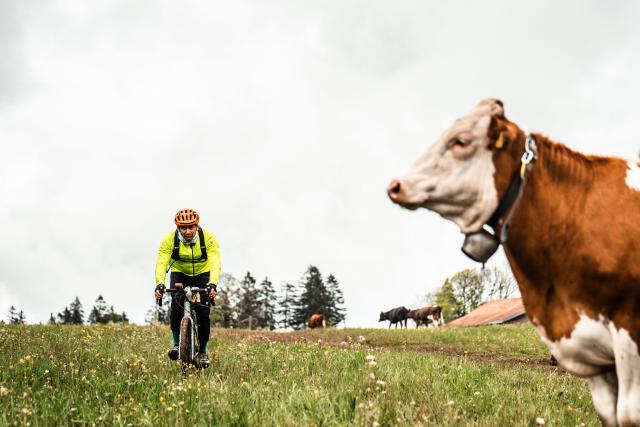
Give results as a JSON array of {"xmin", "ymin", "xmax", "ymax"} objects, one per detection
[{"xmin": 155, "ymin": 228, "xmax": 221, "ymax": 286}]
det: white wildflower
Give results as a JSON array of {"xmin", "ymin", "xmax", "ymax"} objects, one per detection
[
  {"xmin": 0, "ymin": 386, "xmax": 8, "ymax": 396},
  {"xmin": 535, "ymin": 417, "xmax": 545, "ymax": 426}
]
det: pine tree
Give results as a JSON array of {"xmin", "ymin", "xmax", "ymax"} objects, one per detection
[
  {"xmin": 57, "ymin": 307, "xmax": 72, "ymax": 324},
  {"xmin": 277, "ymin": 282, "xmax": 297, "ymax": 329},
  {"xmin": 7, "ymin": 306, "xmax": 17, "ymax": 324},
  {"xmin": 326, "ymin": 274, "xmax": 346, "ymax": 327},
  {"xmin": 210, "ymin": 273, "xmax": 240, "ymax": 328},
  {"xmin": 235, "ymin": 272, "xmax": 261, "ymax": 329},
  {"xmin": 257, "ymin": 277, "xmax": 277, "ymax": 330},
  {"xmin": 88, "ymin": 295, "xmax": 109, "ymax": 324},
  {"xmin": 69, "ymin": 297, "xmax": 84, "ymax": 324},
  {"xmin": 105, "ymin": 306, "xmax": 127, "ymax": 323},
  {"xmin": 48, "ymin": 313, "xmax": 56, "ymax": 324},
  {"xmin": 292, "ymin": 265, "xmax": 332, "ymax": 329},
  {"xmin": 17, "ymin": 311, "xmax": 26, "ymax": 324}
]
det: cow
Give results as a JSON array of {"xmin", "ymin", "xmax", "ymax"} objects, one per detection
[
  {"xmin": 379, "ymin": 306, "xmax": 410, "ymax": 329},
  {"xmin": 387, "ymin": 98, "xmax": 640, "ymax": 426},
  {"xmin": 307, "ymin": 313, "xmax": 328, "ymax": 329},
  {"xmin": 408, "ymin": 306, "xmax": 443, "ymax": 328}
]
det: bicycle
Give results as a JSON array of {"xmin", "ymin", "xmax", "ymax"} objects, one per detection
[{"xmin": 158, "ymin": 285, "xmax": 210, "ymax": 373}]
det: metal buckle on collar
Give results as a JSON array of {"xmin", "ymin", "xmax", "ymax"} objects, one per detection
[{"xmin": 520, "ymin": 135, "xmax": 537, "ymax": 178}]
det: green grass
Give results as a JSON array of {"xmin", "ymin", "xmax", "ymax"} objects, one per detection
[
  {"xmin": 281, "ymin": 324, "xmax": 552, "ymax": 360},
  {"xmin": 0, "ymin": 324, "xmax": 597, "ymax": 426}
]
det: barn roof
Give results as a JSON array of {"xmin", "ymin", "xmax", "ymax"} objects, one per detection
[{"xmin": 446, "ymin": 297, "xmax": 526, "ymax": 327}]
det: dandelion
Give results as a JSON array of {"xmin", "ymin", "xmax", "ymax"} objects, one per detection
[
  {"xmin": 535, "ymin": 417, "xmax": 545, "ymax": 426},
  {"xmin": 566, "ymin": 405, "xmax": 573, "ymax": 412},
  {"xmin": 474, "ymin": 391, "xmax": 481, "ymax": 396}
]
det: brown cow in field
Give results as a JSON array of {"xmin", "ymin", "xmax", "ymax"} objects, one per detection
[
  {"xmin": 408, "ymin": 306, "xmax": 443, "ymax": 328},
  {"xmin": 388, "ymin": 98, "xmax": 640, "ymax": 426},
  {"xmin": 307, "ymin": 313, "xmax": 328, "ymax": 329}
]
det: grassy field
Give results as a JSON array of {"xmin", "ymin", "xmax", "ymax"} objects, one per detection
[{"xmin": 0, "ymin": 324, "xmax": 597, "ymax": 426}]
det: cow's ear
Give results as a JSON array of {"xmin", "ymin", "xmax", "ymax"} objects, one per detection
[{"xmin": 488, "ymin": 115, "xmax": 518, "ymax": 151}]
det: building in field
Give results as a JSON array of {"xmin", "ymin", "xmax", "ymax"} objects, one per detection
[{"xmin": 447, "ymin": 297, "xmax": 527, "ymax": 327}]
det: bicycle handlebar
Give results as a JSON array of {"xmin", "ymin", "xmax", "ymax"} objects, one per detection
[{"xmin": 157, "ymin": 287, "xmax": 209, "ymax": 306}]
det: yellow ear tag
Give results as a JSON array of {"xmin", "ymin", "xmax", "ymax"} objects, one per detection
[{"xmin": 495, "ymin": 131, "xmax": 506, "ymax": 149}]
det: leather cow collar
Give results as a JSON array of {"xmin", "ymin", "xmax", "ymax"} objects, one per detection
[{"xmin": 461, "ymin": 134, "xmax": 538, "ymax": 264}]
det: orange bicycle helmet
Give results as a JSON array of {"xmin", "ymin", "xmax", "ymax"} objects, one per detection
[{"xmin": 175, "ymin": 208, "xmax": 199, "ymax": 226}]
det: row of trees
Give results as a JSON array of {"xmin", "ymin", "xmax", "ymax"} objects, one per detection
[
  {"xmin": 6, "ymin": 306, "xmax": 26, "ymax": 324},
  {"xmin": 427, "ymin": 266, "xmax": 518, "ymax": 323},
  {"xmin": 147, "ymin": 265, "xmax": 347, "ymax": 330},
  {"xmin": 50, "ymin": 296, "xmax": 128, "ymax": 325}
]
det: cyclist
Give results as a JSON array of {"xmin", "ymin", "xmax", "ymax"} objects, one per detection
[{"xmin": 154, "ymin": 208, "xmax": 221, "ymax": 366}]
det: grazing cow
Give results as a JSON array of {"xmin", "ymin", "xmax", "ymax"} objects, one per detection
[
  {"xmin": 387, "ymin": 98, "xmax": 640, "ymax": 426},
  {"xmin": 379, "ymin": 306, "xmax": 410, "ymax": 329},
  {"xmin": 408, "ymin": 306, "xmax": 443, "ymax": 328},
  {"xmin": 307, "ymin": 313, "xmax": 327, "ymax": 329}
]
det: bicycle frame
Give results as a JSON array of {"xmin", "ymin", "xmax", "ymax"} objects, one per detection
[{"xmin": 160, "ymin": 286, "xmax": 208, "ymax": 370}]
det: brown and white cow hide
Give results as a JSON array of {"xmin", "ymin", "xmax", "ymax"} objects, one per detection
[{"xmin": 388, "ymin": 98, "xmax": 640, "ymax": 427}]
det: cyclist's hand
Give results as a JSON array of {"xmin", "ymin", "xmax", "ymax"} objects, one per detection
[
  {"xmin": 206, "ymin": 284, "xmax": 217, "ymax": 300},
  {"xmin": 155, "ymin": 284, "xmax": 166, "ymax": 301},
  {"xmin": 175, "ymin": 283, "xmax": 184, "ymax": 290}
]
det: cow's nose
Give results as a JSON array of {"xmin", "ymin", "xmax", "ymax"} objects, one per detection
[{"xmin": 387, "ymin": 179, "xmax": 405, "ymax": 202}]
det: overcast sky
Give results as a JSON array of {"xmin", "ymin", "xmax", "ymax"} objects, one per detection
[{"xmin": 1, "ymin": 1, "xmax": 639, "ymax": 327}]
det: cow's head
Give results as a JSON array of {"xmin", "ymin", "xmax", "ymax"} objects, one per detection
[
  {"xmin": 387, "ymin": 98, "xmax": 523, "ymax": 234},
  {"xmin": 378, "ymin": 312, "xmax": 386, "ymax": 322}
]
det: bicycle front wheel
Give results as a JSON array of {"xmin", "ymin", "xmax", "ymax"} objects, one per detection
[{"xmin": 179, "ymin": 317, "xmax": 193, "ymax": 363}]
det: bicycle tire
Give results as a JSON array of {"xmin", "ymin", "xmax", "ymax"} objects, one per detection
[{"xmin": 179, "ymin": 317, "xmax": 193, "ymax": 363}]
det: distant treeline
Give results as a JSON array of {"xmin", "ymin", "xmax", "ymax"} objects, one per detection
[
  {"xmin": 147, "ymin": 265, "xmax": 347, "ymax": 330},
  {"xmin": 426, "ymin": 266, "xmax": 519, "ymax": 323},
  {"xmin": 48, "ymin": 296, "xmax": 129, "ymax": 325}
]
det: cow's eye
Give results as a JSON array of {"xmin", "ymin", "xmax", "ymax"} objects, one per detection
[{"xmin": 451, "ymin": 138, "xmax": 470, "ymax": 147}]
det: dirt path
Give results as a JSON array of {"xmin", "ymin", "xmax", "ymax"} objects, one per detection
[{"xmin": 213, "ymin": 329, "xmax": 566, "ymax": 374}]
